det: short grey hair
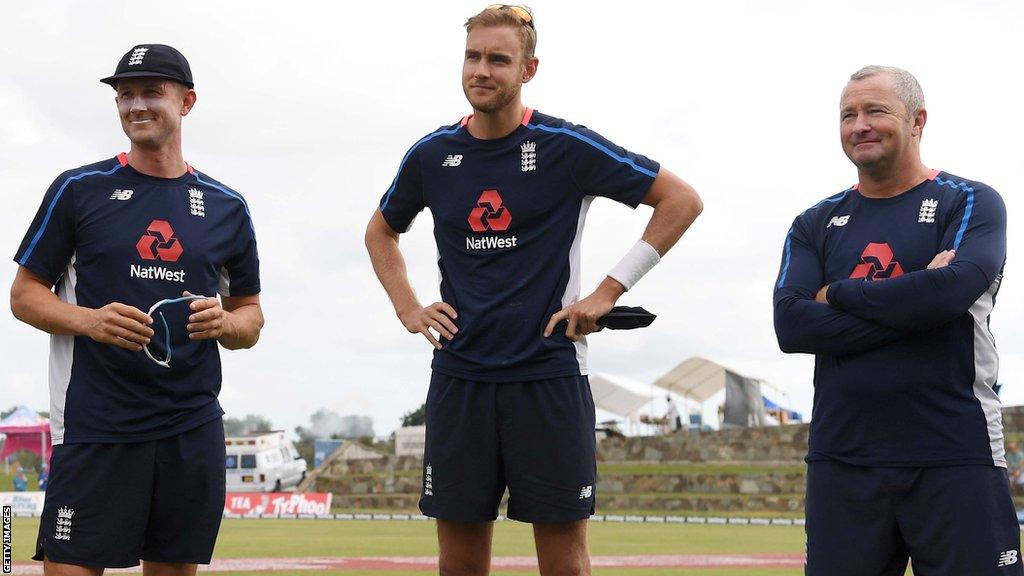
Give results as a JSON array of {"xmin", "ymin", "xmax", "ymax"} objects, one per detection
[{"xmin": 849, "ymin": 65, "xmax": 925, "ymax": 116}]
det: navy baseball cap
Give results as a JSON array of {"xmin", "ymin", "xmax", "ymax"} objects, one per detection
[{"xmin": 100, "ymin": 44, "xmax": 194, "ymax": 89}]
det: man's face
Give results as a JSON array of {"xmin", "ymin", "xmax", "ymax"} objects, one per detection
[
  {"xmin": 839, "ymin": 74, "xmax": 922, "ymax": 171},
  {"xmin": 115, "ymin": 78, "xmax": 193, "ymax": 149},
  {"xmin": 462, "ymin": 25, "xmax": 531, "ymax": 114}
]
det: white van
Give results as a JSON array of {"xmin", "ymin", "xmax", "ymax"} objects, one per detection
[{"xmin": 225, "ymin": 431, "xmax": 307, "ymax": 492}]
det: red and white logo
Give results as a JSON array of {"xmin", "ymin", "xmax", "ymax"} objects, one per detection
[
  {"xmin": 850, "ymin": 242, "xmax": 904, "ymax": 280},
  {"xmin": 136, "ymin": 219, "xmax": 183, "ymax": 262},
  {"xmin": 468, "ymin": 189, "xmax": 512, "ymax": 232}
]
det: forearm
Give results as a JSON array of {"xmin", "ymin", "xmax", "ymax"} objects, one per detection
[
  {"xmin": 827, "ymin": 261, "xmax": 993, "ymax": 330},
  {"xmin": 10, "ymin": 270, "xmax": 92, "ymax": 336},
  {"xmin": 366, "ymin": 216, "xmax": 422, "ymax": 317},
  {"xmin": 774, "ymin": 294, "xmax": 906, "ymax": 355},
  {"xmin": 218, "ymin": 303, "xmax": 264, "ymax": 350}
]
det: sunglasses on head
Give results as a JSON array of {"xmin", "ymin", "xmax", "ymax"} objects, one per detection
[
  {"xmin": 486, "ymin": 4, "xmax": 534, "ymax": 28},
  {"xmin": 143, "ymin": 294, "xmax": 209, "ymax": 368}
]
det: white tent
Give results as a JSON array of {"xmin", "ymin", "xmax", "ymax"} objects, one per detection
[
  {"xmin": 588, "ymin": 373, "xmax": 652, "ymax": 418},
  {"xmin": 652, "ymin": 356, "xmax": 738, "ymax": 402}
]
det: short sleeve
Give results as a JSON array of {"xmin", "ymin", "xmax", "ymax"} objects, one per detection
[
  {"xmin": 379, "ymin": 144, "xmax": 425, "ymax": 233},
  {"xmin": 569, "ymin": 126, "xmax": 660, "ymax": 207},
  {"xmin": 219, "ymin": 206, "xmax": 261, "ymax": 297},
  {"xmin": 14, "ymin": 171, "xmax": 78, "ymax": 285}
]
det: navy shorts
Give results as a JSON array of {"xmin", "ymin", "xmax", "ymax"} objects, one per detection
[
  {"xmin": 806, "ymin": 459, "xmax": 1023, "ymax": 576},
  {"xmin": 34, "ymin": 417, "xmax": 226, "ymax": 567},
  {"xmin": 420, "ymin": 372, "xmax": 596, "ymax": 523}
]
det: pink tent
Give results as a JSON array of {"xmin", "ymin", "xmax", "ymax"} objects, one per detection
[{"xmin": 0, "ymin": 406, "xmax": 51, "ymax": 463}]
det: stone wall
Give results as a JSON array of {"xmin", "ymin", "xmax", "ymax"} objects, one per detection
[
  {"xmin": 308, "ymin": 405, "xmax": 1024, "ymax": 512},
  {"xmin": 599, "ymin": 424, "xmax": 809, "ymax": 463}
]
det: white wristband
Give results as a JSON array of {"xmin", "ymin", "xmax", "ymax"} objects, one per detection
[{"xmin": 608, "ymin": 240, "xmax": 661, "ymax": 291}]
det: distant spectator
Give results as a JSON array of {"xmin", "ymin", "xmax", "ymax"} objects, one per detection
[
  {"xmin": 665, "ymin": 395, "xmax": 682, "ymax": 434},
  {"xmin": 13, "ymin": 466, "xmax": 28, "ymax": 492},
  {"xmin": 1007, "ymin": 440, "xmax": 1024, "ymax": 491},
  {"xmin": 38, "ymin": 462, "xmax": 49, "ymax": 491}
]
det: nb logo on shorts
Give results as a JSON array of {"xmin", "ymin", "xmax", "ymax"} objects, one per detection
[
  {"xmin": 579, "ymin": 485, "xmax": 593, "ymax": 499},
  {"xmin": 442, "ymin": 155, "xmax": 463, "ymax": 167},
  {"xmin": 998, "ymin": 550, "xmax": 1018, "ymax": 567}
]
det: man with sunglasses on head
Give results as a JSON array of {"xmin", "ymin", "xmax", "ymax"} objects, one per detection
[
  {"xmin": 11, "ymin": 44, "xmax": 263, "ymax": 574},
  {"xmin": 366, "ymin": 6, "xmax": 702, "ymax": 575}
]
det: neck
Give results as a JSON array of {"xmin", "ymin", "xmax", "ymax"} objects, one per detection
[
  {"xmin": 856, "ymin": 152, "xmax": 930, "ymax": 199},
  {"xmin": 467, "ymin": 102, "xmax": 526, "ymax": 140},
  {"xmin": 127, "ymin": 139, "xmax": 187, "ymax": 178}
]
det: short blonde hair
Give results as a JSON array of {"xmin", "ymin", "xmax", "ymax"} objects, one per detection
[{"xmin": 465, "ymin": 5, "xmax": 537, "ymax": 61}]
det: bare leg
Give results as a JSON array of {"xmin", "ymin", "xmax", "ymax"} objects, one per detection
[
  {"xmin": 534, "ymin": 520, "xmax": 591, "ymax": 576},
  {"xmin": 437, "ymin": 520, "xmax": 493, "ymax": 576},
  {"xmin": 42, "ymin": 560, "xmax": 103, "ymax": 576},
  {"xmin": 141, "ymin": 562, "xmax": 197, "ymax": 576}
]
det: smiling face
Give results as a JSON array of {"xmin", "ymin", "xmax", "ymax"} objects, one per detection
[
  {"xmin": 840, "ymin": 74, "xmax": 925, "ymax": 173},
  {"xmin": 115, "ymin": 78, "xmax": 195, "ymax": 149},
  {"xmin": 462, "ymin": 25, "xmax": 537, "ymax": 114}
]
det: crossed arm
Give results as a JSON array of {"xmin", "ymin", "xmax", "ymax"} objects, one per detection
[{"xmin": 775, "ymin": 188, "xmax": 1005, "ymax": 354}]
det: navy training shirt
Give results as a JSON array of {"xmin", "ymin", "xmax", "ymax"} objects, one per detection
[
  {"xmin": 380, "ymin": 109, "xmax": 660, "ymax": 381},
  {"xmin": 15, "ymin": 153, "xmax": 260, "ymax": 444},
  {"xmin": 774, "ymin": 170, "xmax": 1007, "ymax": 467}
]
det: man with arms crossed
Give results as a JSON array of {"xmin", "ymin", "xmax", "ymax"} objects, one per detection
[
  {"xmin": 774, "ymin": 65, "xmax": 1018, "ymax": 575},
  {"xmin": 11, "ymin": 44, "xmax": 263, "ymax": 574},
  {"xmin": 366, "ymin": 6, "xmax": 701, "ymax": 576}
]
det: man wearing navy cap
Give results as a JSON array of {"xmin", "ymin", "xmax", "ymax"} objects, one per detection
[{"xmin": 11, "ymin": 44, "xmax": 264, "ymax": 574}]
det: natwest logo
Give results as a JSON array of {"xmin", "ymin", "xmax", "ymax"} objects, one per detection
[
  {"xmin": 850, "ymin": 242, "xmax": 904, "ymax": 280},
  {"xmin": 136, "ymin": 219, "xmax": 183, "ymax": 262},
  {"xmin": 468, "ymin": 189, "xmax": 512, "ymax": 232}
]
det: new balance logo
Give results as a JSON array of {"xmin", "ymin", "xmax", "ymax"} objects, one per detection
[
  {"xmin": 423, "ymin": 464, "xmax": 434, "ymax": 496},
  {"xmin": 521, "ymin": 141, "xmax": 536, "ymax": 172},
  {"xmin": 442, "ymin": 155, "xmax": 463, "ymax": 167},
  {"xmin": 998, "ymin": 550, "xmax": 1018, "ymax": 567},
  {"xmin": 188, "ymin": 188, "xmax": 205, "ymax": 217},
  {"xmin": 579, "ymin": 485, "xmax": 593, "ymax": 499},
  {"xmin": 110, "ymin": 189, "xmax": 134, "ymax": 201},
  {"xmin": 919, "ymin": 198, "xmax": 938, "ymax": 223},
  {"xmin": 127, "ymin": 47, "xmax": 149, "ymax": 66},
  {"xmin": 827, "ymin": 215, "xmax": 850, "ymax": 228}
]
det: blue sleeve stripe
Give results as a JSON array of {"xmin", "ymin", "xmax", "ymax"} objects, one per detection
[
  {"xmin": 380, "ymin": 126, "xmax": 462, "ymax": 211},
  {"xmin": 194, "ymin": 172, "xmax": 256, "ymax": 234},
  {"xmin": 776, "ymin": 226, "xmax": 795, "ymax": 288},
  {"xmin": 525, "ymin": 123, "xmax": 659, "ymax": 179},
  {"xmin": 934, "ymin": 177, "xmax": 976, "ymax": 251},
  {"xmin": 18, "ymin": 162, "xmax": 124, "ymax": 266},
  {"xmin": 775, "ymin": 190, "xmax": 848, "ymax": 289}
]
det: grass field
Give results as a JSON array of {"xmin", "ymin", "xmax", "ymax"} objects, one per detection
[{"xmin": 11, "ymin": 517, "xmax": 805, "ymax": 575}]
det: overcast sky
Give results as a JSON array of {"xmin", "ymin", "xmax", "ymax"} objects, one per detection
[{"xmin": 2, "ymin": 0, "xmax": 1021, "ymax": 439}]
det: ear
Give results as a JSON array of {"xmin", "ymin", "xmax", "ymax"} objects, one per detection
[
  {"xmin": 181, "ymin": 89, "xmax": 197, "ymax": 117},
  {"xmin": 912, "ymin": 106, "xmax": 927, "ymax": 137},
  {"xmin": 522, "ymin": 57, "xmax": 539, "ymax": 84}
]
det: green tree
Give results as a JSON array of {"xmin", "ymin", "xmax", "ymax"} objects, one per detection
[{"xmin": 400, "ymin": 403, "xmax": 426, "ymax": 427}]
